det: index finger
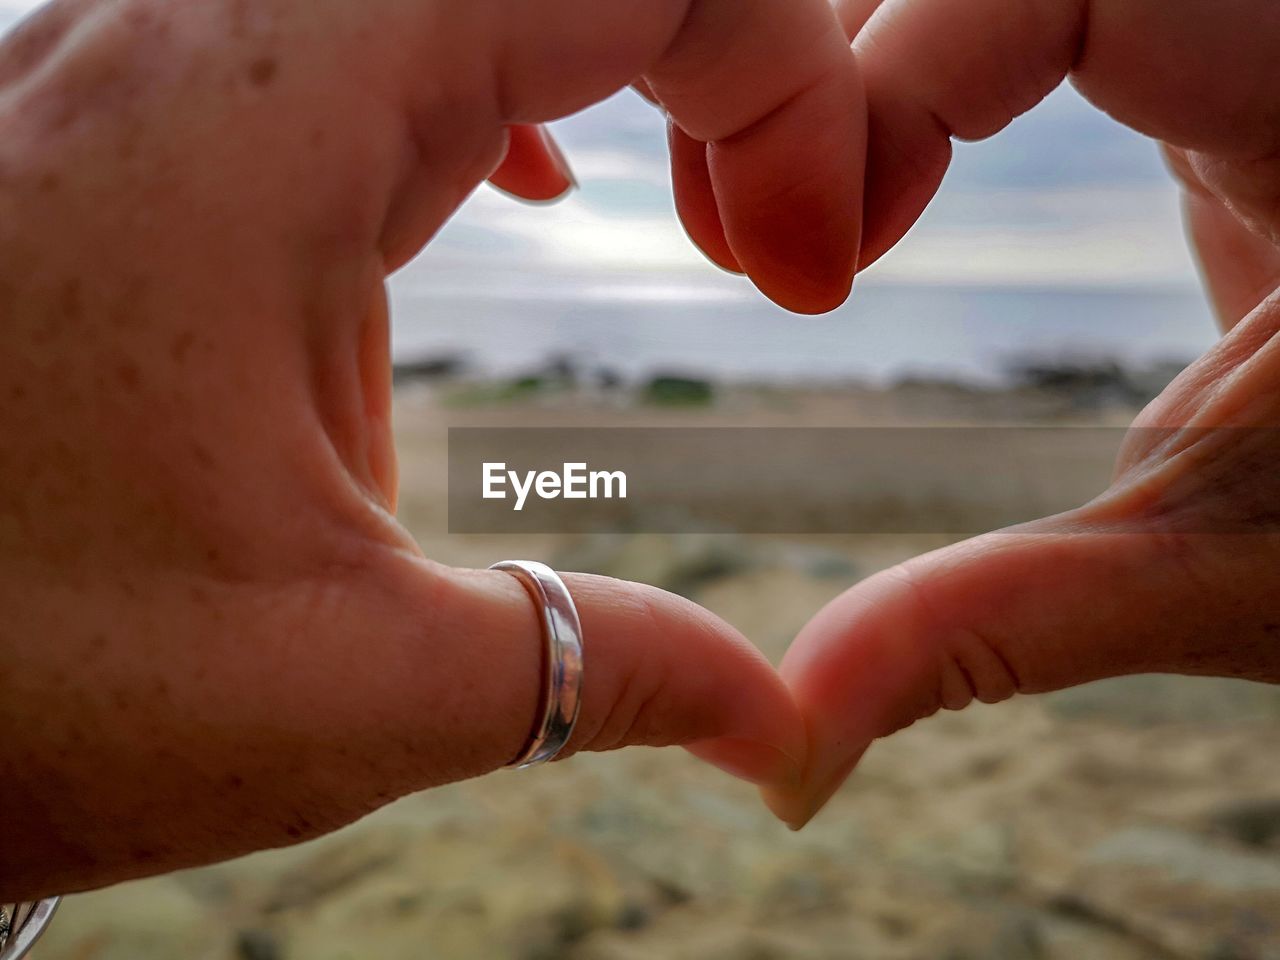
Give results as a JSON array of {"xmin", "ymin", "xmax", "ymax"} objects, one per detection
[
  {"xmin": 429, "ymin": 0, "xmax": 865, "ymax": 314},
  {"xmin": 840, "ymin": 0, "xmax": 1280, "ymax": 268}
]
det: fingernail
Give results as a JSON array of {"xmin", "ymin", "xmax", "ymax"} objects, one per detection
[
  {"xmin": 537, "ymin": 126, "xmax": 578, "ymax": 193},
  {"xmin": 686, "ymin": 737, "xmax": 803, "ymax": 789}
]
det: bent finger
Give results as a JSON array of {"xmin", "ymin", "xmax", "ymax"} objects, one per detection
[
  {"xmin": 763, "ymin": 515, "xmax": 1274, "ymax": 829},
  {"xmin": 847, "ymin": 0, "xmax": 1280, "ymax": 269},
  {"xmin": 767, "ymin": 301, "xmax": 1280, "ymax": 830},
  {"xmin": 669, "ymin": 121, "xmax": 743, "ymax": 275},
  {"xmin": 1167, "ymin": 154, "xmax": 1280, "ymax": 332},
  {"xmin": 487, "ymin": 125, "xmax": 576, "ymax": 203},
  {"xmin": 313, "ymin": 551, "xmax": 806, "ymax": 794},
  {"xmin": 648, "ymin": 0, "xmax": 865, "ymax": 313},
  {"xmin": 471, "ymin": 0, "xmax": 865, "ymax": 313},
  {"xmin": 7, "ymin": 548, "xmax": 805, "ymax": 896}
]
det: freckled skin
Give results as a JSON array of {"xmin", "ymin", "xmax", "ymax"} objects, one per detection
[
  {"xmin": 0, "ymin": 0, "xmax": 859, "ymax": 899},
  {"xmin": 248, "ymin": 56, "xmax": 277, "ymax": 87},
  {"xmin": 4, "ymin": 0, "xmax": 1276, "ymax": 897}
]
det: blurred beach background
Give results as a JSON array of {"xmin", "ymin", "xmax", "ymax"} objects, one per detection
[{"xmin": 5, "ymin": 2, "xmax": 1280, "ymax": 958}]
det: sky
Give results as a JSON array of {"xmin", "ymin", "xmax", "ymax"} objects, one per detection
[
  {"xmin": 0, "ymin": 2, "xmax": 1215, "ymax": 382},
  {"xmin": 0, "ymin": 0, "xmax": 1195, "ymax": 293},
  {"xmin": 406, "ymin": 86, "xmax": 1195, "ymax": 299}
]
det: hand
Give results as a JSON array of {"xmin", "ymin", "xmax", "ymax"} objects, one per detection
[
  {"xmin": 0, "ymin": 0, "xmax": 870, "ymax": 899},
  {"xmin": 765, "ymin": 0, "xmax": 1280, "ymax": 828}
]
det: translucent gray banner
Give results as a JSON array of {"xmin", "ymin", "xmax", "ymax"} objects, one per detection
[{"xmin": 448, "ymin": 427, "xmax": 1276, "ymax": 535}]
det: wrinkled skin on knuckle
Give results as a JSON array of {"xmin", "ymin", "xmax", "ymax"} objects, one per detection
[
  {"xmin": 891, "ymin": 559, "xmax": 1022, "ymax": 714},
  {"xmin": 1140, "ymin": 428, "xmax": 1280, "ymax": 533},
  {"xmin": 1184, "ymin": 152, "xmax": 1280, "ymax": 246},
  {"xmin": 567, "ymin": 579, "xmax": 756, "ymax": 754},
  {"xmin": 569, "ymin": 582, "xmax": 676, "ymax": 754},
  {"xmin": 578, "ymin": 652, "xmax": 669, "ymax": 755}
]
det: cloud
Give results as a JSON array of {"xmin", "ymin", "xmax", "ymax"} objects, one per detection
[
  {"xmin": 870, "ymin": 184, "xmax": 1196, "ymax": 290},
  {"xmin": 406, "ymin": 170, "xmax": 1195, "ymax": 301},
  {"xmin": 396, "ymin": 83, "xmax": 1195, "ymax": 302},
  {"xmin": 0, "ymin": 0, "xmax": 41, "ymax": 20}
]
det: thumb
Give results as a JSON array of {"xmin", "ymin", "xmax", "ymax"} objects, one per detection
[
  {"xmin": 298, "ymin": 547, "xmax": 805, "ymax": 797},
  {"xmin": 765, "ymin": 304, "xmax": 1280, "ymax": 830},
  {"xmin": 8, "ymin": 544, "xmax": 804, "ymax": 899},
  {"xmin": 762, "ymin": 515, "xmax": 1278, "ymax": 830}
]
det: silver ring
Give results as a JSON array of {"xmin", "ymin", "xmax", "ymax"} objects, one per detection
[
  {"xmin": 490, "ymin": 561, "xmax": 584, "ymax": 769},
  {"xmin": 0, "ymin": 899, "xmax": 60, "ymax": 960}
]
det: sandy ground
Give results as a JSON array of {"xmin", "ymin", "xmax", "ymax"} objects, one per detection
[{"xmin": 33, "ymin": 381, "xmax": 1280, "ymax": 960}]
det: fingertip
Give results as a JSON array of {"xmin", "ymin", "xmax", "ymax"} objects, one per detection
[
  {"xmin": 765, "ymin": 566, "xmax": 942, "ymax": 827},
  {"xmin": 336, "ymin": 555, "xmax": 809, "ymax": 798},
  {"xmin": 562, "ymin": 574, "xmax": 806, "ymax": 763},
  {"xmin": 669, "ymin": 123, "xmax": 745, "ymax": 275},
  {"xmin": 686, "ymin": 737, "xmax": 803, "ymax": 789},
  {"xmin": 698, "ymin": 233, "xmax": 746, "ymax": 276},
  {"xmin": 760, "ymin": 747, "xmax": 865, "ymax": 830},
  {"xmin": 708, "ymin": 67, "xmax": 865, "ymax": 316},
  {"xmin": 488, "ymin": 125, "xmax": 577, "ymax": 204},
  {"xmin": 727, "ymin": 160, "xmax": 861, "ymax": 315},
  {"xmin": 750, "ymin": 261, "xmax": 856, "ymax": 316},
  {"xmin": 487, "ymin": 178, "xmax": 576, "ymax": 206},
  {"xmin": 761, "ymin": 784, "xmax": 812, "ymax": 831},
  {"xmin": 771, "ymin": 525, "xmax": 1201, "ymax": 828}
]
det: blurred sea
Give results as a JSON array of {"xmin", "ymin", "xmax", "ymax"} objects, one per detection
[
  {"xmin": 384, "ymin": 80, "xmax": 1220, "ymax": 388},
  {"xmin": 389, "ymin": 280, "xmax": 1215, "ymax": 386}
]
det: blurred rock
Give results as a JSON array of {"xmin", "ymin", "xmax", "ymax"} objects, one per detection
[
  {"xmin": 1053, "ymin": 826, "xmax": 1280, "ymax": 960},
  {"xmin": 577, "ymin": 917, "xmax": 802, "ymax": 960},
  {"xmin": 935, "ymin": 906, "xmax": 1043, "ymax": 960},
  {"xmin": 1045, "ymin": 675, "xmax": 1280, "ymax": 726},
  {"xmin": 34, "ymin": 881, "xmax": 230, "ymax": 960},
  {"xmin": 261, "ymin": 837, "xmax": 403, "ymax": 914},
  {"xmin": 237, "ymin": 928, "xmax": 282, "ymax": 960},
  {"xmin": 895, "ymin": 823, "xmax": 1019, "ymax": 893},
  {"xmin": 393, "ymin": 353, "xmax": 468, "ymax": 384},
  {"xmin": 753, "ymin": 867, "xmax": 841, "ymax": 919},
  {"xmin": 938, "ymin": 905, "xmax": 1166, "ymax": 960},
  {"xmin": 1036, "ymin": 912, "xmax": 1157, "ymax": 960},
  {"xmin": 641, "ymin": 375, "xmax": 714, "ymax": 408},
  {"xmin": 776, "ymin": 543, "xmax": 859, "ymax": 581},
  {"xmin": 1005, "ymin": 357, "xmax": 1188, "ymax": 409},
  {"xmin": 1207, "ymin": 798, "xmax": 1280, "ymax": 850}
]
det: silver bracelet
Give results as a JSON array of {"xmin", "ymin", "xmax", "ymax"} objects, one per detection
[{"xmin": 0, "ymin": 899, "xmax": 60, "ymax": 959}]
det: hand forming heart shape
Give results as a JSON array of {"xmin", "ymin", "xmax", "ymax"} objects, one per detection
[{"xmin": 0, "ymin": 0, "xmax": 1276, "ymax": 901}]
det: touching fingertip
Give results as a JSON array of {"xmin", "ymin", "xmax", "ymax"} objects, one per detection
[
  {"xmin": 760, "ymin": 784, "xmax": 815, "ymax": 831},
  {"xmin": 536, "ymin": 126, "xmax": 579, "ymax": 192},
  {"xmin": 704, "ymin": 244, "xmax": 745, "ymax": 276},
  {"xmin": 755, "ymin": 267, "xmax": 856, "ymax": 316},
  {"xmin": 487, "ymin": 177, "xmax": 576, "ymax": 206},
  {"xmin": 686, "ymin": 737, "xmax": 803, "ymax": 789},
  {"xmin": 761, "ymin": 737, "xmax": 869, "ymax": 829}
]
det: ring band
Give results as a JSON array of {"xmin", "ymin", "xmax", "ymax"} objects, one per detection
[
  {"xmin": 490, "ymin": 561, "xmax": 584, "ymax": 769},
  {"xmin": 1, "ymin": 899, "xmax": 60, "ymax": 960}
]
